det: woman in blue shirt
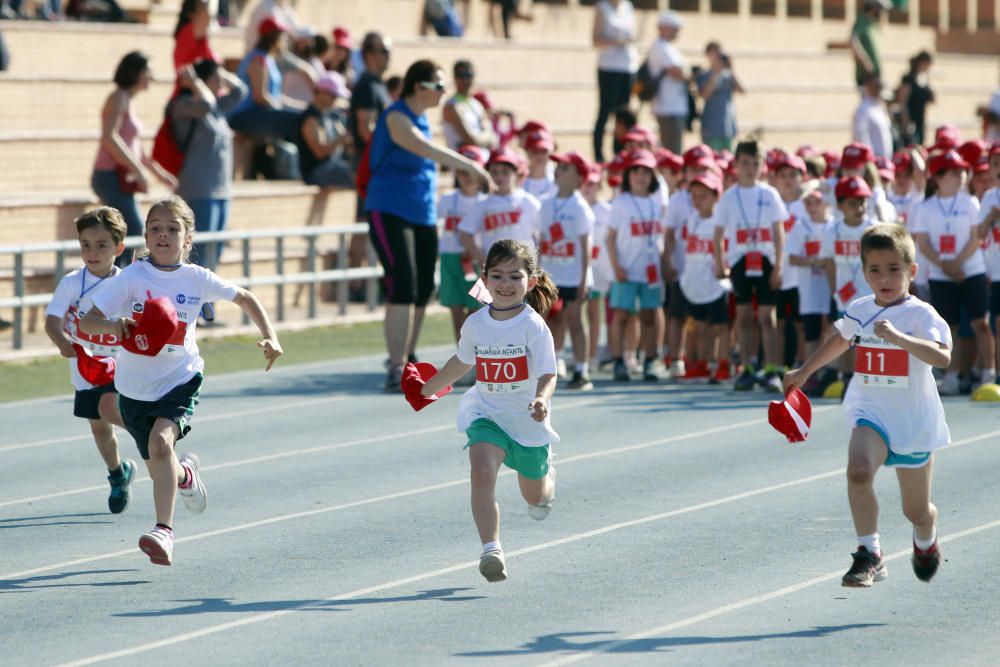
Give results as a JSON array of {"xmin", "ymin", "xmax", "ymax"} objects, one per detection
[{"xmin": 366, "ymin": 59, "xmax": 492, "ymax": 390}]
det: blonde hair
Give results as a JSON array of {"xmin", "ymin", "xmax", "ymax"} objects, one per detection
[
  {"xmin": 861, "ymin": 223, "xmax": 916, "ymax": 267},
  {"xmin": 483, "ymin": 239, "xmax": 559, "ymax": 313},
  {"xmin": 137, "ymin": 196, "xmax": 197, "ymax": 263}
]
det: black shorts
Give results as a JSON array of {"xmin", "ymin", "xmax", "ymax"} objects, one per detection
[
  {"xmin": 991, "ymin": 282, "xmax": 1000, "ymax": 319},
  {"xmin": 118, "ymin": 373, "xmax": 202, "ymax": 460},
  {"xmin": 665, "ymin": 281, "xmax": 688, "ymax": 319},
  {"xmin": 801, "ymin": 313, "xmax": 826, "ymax": 342},
  {"xmin": 687, "ymin": 295, "xmax": 729, "ymax": 325},
  {"xmin": 730, "ymin": 256, "xmax": 777, "ymax": 306},
  {"xmin": 929, "ymin": 274, "xmax": 990, "ymax": 325},
  {"xmin": 557, "ymin": 286, "xmax": 583, "ymax": 303},
  {"xmin": 368, "ymin": 211, "xmax": 438, "ymax": 307},
  {"xmin": 776, "ymin": 287, "xmax": 800, "ymax": 321},
  {"xmin": 73, "ymin": 382, "xmax": 117, "ymax": 420}
]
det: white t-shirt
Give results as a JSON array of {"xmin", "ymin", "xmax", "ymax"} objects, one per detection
[
  {"xmin": 90, "ymin": 260, "xmax": 239, "ymax": 401},
  {"xmin": 978, "ymin": 187, "xmax": 1000, "ymax": 280},
  {"xmin": 835, "ymin": 295, "xmax": 951, "ymax": 455},
  {"xmin": 779, "ymin": 199, "xmax": 807, "ymax": 290},
  {"xmin": 891, "ymin": 188, "xmax": 928, "ymax": 286},
  {"xmin": 455, "ymin": 305, "xmax": 559, "ymax": 446},
  {"xmin": 438, "ymin": 191, "xmax": 484, "ymax": 255},
  {"xmin": 647, "ymin": 38, "xmax": 688, "ymax": 117},
  {"xmin": 524, "ymin": 176, "xmax": 557, "ymax": 202},
  {"xmin": 680, "ymin": 212, "xmax": 726, "ymax": 305},
  {"xmin": 590, "ymin": 200, "xmax": 614, "ymax": 293},
  {"xmin": 786, "ymin": 216, "xmax": 833, "ymax": 315},
  {"xmin": 909, "ymin": 192, "xmax": 984, "ymax": 282},
  {"xmin": 539, "ymin": 191, "xmax": 595, "ymax": 288},
  {"xmin": 664, "ymin": 188, "xmax": 693, "ymax": 276},
  {"xmin": 458, "ymin": 190, "xmax": 542, "ymax": 256},
  {"xmin": 595, "ymin": 0, "xmax": 638, "ymax": 73},
  {"xmin": 45, "ymin": 266, "xmax": 123, "ymax": 391},
  {"xmin": 852, "ymin": 97, "xmax": 893, "ymax": 158},
  {"xmin": 715, "ymin": 183, "xmax": 788, "ymax": 266},
  {"xmin": 821, "ymin": 216, "xmax": 875, "ymax": 311},
  {"xmin": 608, "ymin": 192, "xmax": 666, "ymax": 284}
]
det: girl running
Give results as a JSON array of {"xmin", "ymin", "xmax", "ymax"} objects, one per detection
[
  {"xmin": 82, "ymin": 196, "xmax": 283, "ymax": 567},
  {"xmin": 419, "ymin": 239, "xmax": 559, "ymax": 583}
]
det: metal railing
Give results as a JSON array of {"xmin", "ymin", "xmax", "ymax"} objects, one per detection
[{"xmin": 0, "ymin": 224, "xmax": 383, "ymax": 350}]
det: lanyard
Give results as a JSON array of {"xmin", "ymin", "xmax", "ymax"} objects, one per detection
[
  {"xmin": 552, "ymin": 196, "xmax": 574, "ymax": 229},
  {"xmin": 847, "ymin": 296, "xmax": 909, "ymax": 348},
  {"xmin": 628, "ymin": 194, "xmax": 658, "ymax": 252},
  {"xmin": 146, "ymin": 257, "xmax": 182, "ymax": 270},
  {"xmin": 838, "ymin": 222, "xmax": 864, "ymax": 285},
  {"xmin": 79, "ymin": 268, "xmax": 113, "ymax": 302},
  {"xmin": 936, "ymin": 194, "xmax": 958, "ymax": 234},
  {"xmin": 734, "ymin": 186, "xmax": 763, "ymax": 235}
]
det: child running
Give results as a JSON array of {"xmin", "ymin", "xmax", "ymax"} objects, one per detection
[
  {"xmin": 419, "ymin": 239, "xmax": 559, "ymax": 583},
  {"xmin": 81, "ymin": 196, "xmax": 283, "ymax": 566},
  {"xmin": 784, "ymin": 223, "xmax": 951, "ymax": 587},
  {"xmin": 44, "ymin": 207, "xmax": 135, "ymax": 513}
]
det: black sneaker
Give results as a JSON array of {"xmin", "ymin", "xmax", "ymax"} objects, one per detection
[
  {"xmin": 385, "ymin": 366, "xmax": 403, "ymax": 392},
  {"xmin": 567, "ymin": 371, "xmax": 593, "ymax": 391},
  {"xmin": 613, "ymin": 359, "xmax": 631, "ymax": 382},
  {"xmin": 734, "ymin": 368, "xmax": 756, "ymax": 391},
  {"xmin": 841, "ymin": 546, "xmax": 888, "ymax": 588},
  {"xmin": 107, "ymin": 459, "xmax": 136, "ymax": 514},
  {"xmin": 642, "ymin": 360, "xmax": 659, "ymax": 382},
  {"xmin": 912, "ymin": 540, "xmax": 942, "ymax": 582}
]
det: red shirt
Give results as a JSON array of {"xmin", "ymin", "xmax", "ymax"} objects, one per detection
[{"xmin": 173, "ymin": 22, "xmax": 220, "ymax": 71}]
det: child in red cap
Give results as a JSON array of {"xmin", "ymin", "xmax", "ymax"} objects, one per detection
[
  {"xmin": 976, "ymin": 145, "xmax": 1000, "ymax": 385},
  {"xmin": 82, "ymin": 196, "xmax": 283, "ymax": 567},
  {"xmin": 785, "ymin": 223, "xmax": 952, "ymax": 588},
  {"xmin": 523, "ymin": 129, "xmax": 558, "ymax": 200}
]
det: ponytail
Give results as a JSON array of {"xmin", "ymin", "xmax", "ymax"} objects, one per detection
[{"xmin": 527, "ymin": 271, "xmax": 559, "ymax": 314}]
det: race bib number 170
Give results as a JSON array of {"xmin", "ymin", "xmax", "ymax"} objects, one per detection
[{"xmin": 475, "ymin": 347, "xmax": 530, "ymax": 393}]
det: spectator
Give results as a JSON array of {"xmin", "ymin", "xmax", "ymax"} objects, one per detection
[
  {"xmin": 696, "ymin": 42, "xmax": 743, "ymax": 152},
  {"xmin": 365, "ymin": 59, "xmax": 491, "ymax": 390},
  {"xmin": 91, "ymin": 51, "xmax": 177, "ymax": 261},
  {"xmin": 173, "ymin": 0, "xmax": 219, "ymax": 72},
  {"xmin": 490, "ymin": 0, "xmax": 531, "ymax": 39},
  {"xmin": 850, "ymin": 0, "xmax": 889, "ymax": 89},
  {"xmin": 327, "ymin": 26, "xmax": 354, "ymax": 83},
  {"xmin": 422, "ymin": 0, "xmax": 465, "ymax": 37},
  {"xmin": 591, "ymin": 0, "xmax": 637, "ymax": 162},
  {"xmin": 243, "ymin": 0, "xmax": 303, "ymax": 52},
  {"xmin": 896, "ymin": 50, "xmax": 934, "ymax": 146},
  {"xmin": 853, "ymin": 74, "xmax": 892, "ymax": 158},
  {"xmin": 283, "ymin": 28, "xmax": 324, "ymax": 105},
  {"xmin": 442, "ymin": 60, "xmax": 495, "ymax": 151},
  {"xmin": 647, "ymin": 11, "xmax": 688, "ymax": 153},
  {"xmin": 978, "ymin": 86, "xmax": 1000, "ymax": 143},
  {"xmin": 171, "ymin": 59, "xmax": 249, "ymax": 271},
  {"xmin": 296, "ymin": 72, "xmax": 353, "ymax": 188}
]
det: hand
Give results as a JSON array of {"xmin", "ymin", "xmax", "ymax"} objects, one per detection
[
  {"xmin": 528, "ymin": 397, "xmax": 549, "ymax": 422},
  {"xmin": 715, "ymin": 263, "xmax": 729, "ymax": 280},
  {"xmin": 113, "ymin": 317, "xmax": 137, "ymax": 340},
  {"xmin": 59, "ymin": 342, "xmax": 77, "ymax": 358},
  {"xmin": 769, "ymin": 266, "xmax": 783, "ymax": 290},
  {"xmin": 783, "ymin": 368, "xmax": 806, "ymax": 394},
  {"xmin": 613, "ymin": 265, "xmax": 628, "ymax": 282},
  {"xmin": 470, "ymin": 163, "xmax": 495, "ymax": 191},
  {"xmin": 257, "ymin": 338, "xmax": 283, "ymax": 371},
  {"xmin": 177, "ymin": 64, "xmax": 196, "ymax": 89},
  {"xmin": 873, "ymin": 319, "xmax": 902, "ymax": 345}
]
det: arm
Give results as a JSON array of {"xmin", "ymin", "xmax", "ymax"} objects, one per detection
[
  {"xmin": 459, "ymin": 231, "xmax": 485, "ymax": 268},
  {"xmin": 578, "ymin": 233, "xmax": 592, "ymax": 294},
  {"xmin": 442, "ymin": 102, "xmax": 495, "ymax": 148},
  {"xmin": 788, "ymin": 254, "xmax": 816, "ymax": 267},
  {"xmin": 232, "ymin": 288, "xmax": 282, "ymax": 370},
  {"xmin": 784, "ymin": 332, "xmax": 851, "ymax": 392},
  {"xmin": 874, "ymin": 320, "xmax": 951, "ymax": 368},
  {"xmin": 850, "ymin": 34, "xmax": 875, "ymax": 74},
  {"xmin": 713, "ymin": 226, "xmax": 728, "ymax": 279},
  {"xmin": 247, "ymin": 57, "xmax": 277, "ymax": 108},
  {"xmin": 355, "ymin": 108, "xmax": 378, "ymax": 145},
  {"xmin": 915, "ymin": 233, "xmax": 942, "ymax": 269},
  {"xmin": 662, "ymin": 228, "xmax": 677, "ymax": 282},
  {"xmin": 605, "ymin": 227, "xmax": 627, "ymax": 282},
  {"xmin": 301, "ymin": 115, "xmax": 343, "ymax": 160},
  {"xmin": 80, "ymin": 305, "xmax": 135, "ymax": 339},
  {"xmin": 822, "ymin": 258, "xmax": 836, "ymax": 292},
  {"xmin": 699, "ymin": 69, "xmax": 721, "ymax": 100},
  {"xmin": 386, "ymin": 111, "xmax": 493, "ymax": 185},
  {"xmin": 977, "ymin": 206, "xmax": 1000, "ymax": 239},
  {"xmin": 44, "ymin": 315, "xmax": 76, "ymax": 358},
  {"xmin": 421, "ymin": 354, "xmax": 472, "ymax": 396},
  {"xmin": 591, "ymin": 9, "xmax": 619, "ymax": 49},
  {"xmin": 769, "ymin": 220, "xmax": 785, "ymax": 289},
  {"xmin": 529, "ymin": 374, "xmax": 558, "ymax": 422}
]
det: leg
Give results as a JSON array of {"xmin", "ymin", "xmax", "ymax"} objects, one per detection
[
  {"xmin": 88, "ymin": 418, "xmax": 121, "ymax": 471},
  {"xmin": 468, "ymin": 442, "xmax": 506, "ymax": 545},
  {"xmin": 97, "ymin": 390, "xmax": 124, "ymax": 428},
  {"xmin": 593, "ymin": 69, "xmax": 615, "ymax": 162},
  {"xmin": 548, "ymin": 305, "xmax": 567, "ymax": 357},
  {"xmin": 896, "ymin": 458, "xmax": 937, "ymax": 544},
  {"xmin": 758, "ymin": 305, "xmax": 779, "ymax": 368},
  {"xmin": 638, "ymin": 308, "xmax": 657, "ymax": 358},
  {"xmin": 518, "ymin": 469, "xmax": 555, "ymax": 508},
  {"xmin": 408, "ymin": 307, "xmax": 426, "ymax": 358},
  {"xmin": 735, "ymin": 303, "xmax": 754, "ymax": 367},
  {"xmin": 564, "ymin": 298, "xmax": 588, "ymax": 367},
  {"xmin": 384, "ymin": 305, "xmax": 414, "ymax": 369},
  {"xmin": 587, "ymin": 295, "xmax": 603, "ymax": 362},
  {"xmin": 408, "ymin": 223, "xmax": 439, "ymax": 359},
  {"xmin": 611, "ymin": 308, "xmax": 628, "ymax": 357},
  {"xmin": 972, "ymin": 317, "xmax": 994, "ymax": 378},
  {"xmin": 144, "ymin": 418, "xmax": 183, "ymax": 528},
  {"xmin": 846, "ymin": 425, "xmax": 888, "ymax": 539}
]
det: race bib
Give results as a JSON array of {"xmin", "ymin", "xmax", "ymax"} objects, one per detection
[
  {"xmin": 549, "ymin": 222, "xmax": 565, "ymax": 243},
  {"xmin": 805, "ymin": 240, "xmax": 821, "ymax": 257},
  {"xmin": 475, "ymin": 347, "xmax": 530, "ymax": 393},
  {"xmin": 646, "ymin": 263, "xmax": 659, "ymax": 285},
  {"xmin": 838, "ymin": 281, "xmax": 857, "ymax": 303},
  {"xmin": 745, "ymin": 251, "xmax": 764, "ymax": 277},
  {"xmin": 64, "ymin": 306, "xmax": 120, "ymax": 356},
  {"xmin": 444, "ymin": 215, "xmax": 461, "ymax": 232},
  {"xmin": 783, "ymin": 216, "xmax": 796, "ymax": 233},
  {"xmin": 992, "ymin": 227, "xmax": 1000, "ymax": 243},
  {"xmin": 735, "ymin": 228, "xmax": 772, "ymax": 245},
  {"xmin": 854, "ymin": 342, "xmax": 909, "ymax": 388},
  {"xmin": 939, "ymin": 234, "xmax": 956, "ymax": 255},
  {"xmin": 591, "ymin": 245, "xmax": 600, "ymax": 260}
]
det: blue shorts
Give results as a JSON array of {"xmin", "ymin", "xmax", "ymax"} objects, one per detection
[
  {"xmin": 856, "ymin": 418, "xmax": 931, "ymax": 468},
  {"xmin": 610, "ymin": 281, "xmax": 662, "ymax": 313}
]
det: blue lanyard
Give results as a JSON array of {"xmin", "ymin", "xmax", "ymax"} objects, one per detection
[
  {"xmin": 552, "ymin": 195, "xmax": 574, "ymax": 223},
  {"xmin": 936, "ymin": 194, "xmax": 958, "ymax": 234},
  {"xmin": 79, "ymin": 268, "xmax": 113, "ymax": 301},
  {"xmin": 735, "ymin": 186, "xmax": 763, "ymax": 233},
  {"xmin": 846, "ymin": 296, "xmax": 909, "ymax": 346}
]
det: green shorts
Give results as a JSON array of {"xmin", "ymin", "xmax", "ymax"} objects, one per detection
[
  {"xmin": 465, "ymin": 418, "xmax": 551, "ymax": 480},
  {"xmin": 439, "ymin": 252, "xmax": 481, "ymax": 309},
  {"xmin": 118, "ymin": 373, "xmax": 202, "ymax": 460}
]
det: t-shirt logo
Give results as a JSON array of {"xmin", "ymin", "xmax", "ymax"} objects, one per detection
[
  {"xmin": 630, "ymin": 220, "xmax": 661, "ymax": 236},
  {"xmin": 134, "ymin": 334, "xmax": 150, "ymax": 351},
  {"xmin": 735, "ymin": 228, "xmax": 773, "ymax": 244},
  {"xmin": 484, "ymin": 210, "xmax": 522, "ymax": 232},
  {"xmin": 835, "ymin": 240, "xmax": 860, "ymax": 256}
]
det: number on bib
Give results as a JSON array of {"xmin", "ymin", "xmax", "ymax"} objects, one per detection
[
  {"xmin": 475, "ymin": 354, "xmax": 530, "ymax": 393},
  {"xmin": 854, "ymin": 344, "xmax": 909, "ymax": 388}
]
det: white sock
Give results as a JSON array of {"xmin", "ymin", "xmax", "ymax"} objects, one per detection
[
  {"xmin": 914, "ymin": 527, "xmax": 937, "ymax": 550},
  {"xmin": 482, "ymin": 541, "xmax": 501, "ymax": 554},
  {"xmin": 981, "ymin": 368, "xmax": 995, "ymax": 382},
  {"xmin": 575, "ymin": 362, "xmax": 588, "ymax": 374},
  {"xmin": 858, "ymin": 533, "xmax": 881, "ymax": 555}
]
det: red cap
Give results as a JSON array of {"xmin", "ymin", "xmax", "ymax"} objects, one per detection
[
  {"xmin": 550, "ymin": 150, "xmax": 591, "ymax": 180},
  {"xmin": 775, "ymin": 154, "xmax": 807, "ymax": 176},
  {"xmin": 891, "ymin": 151, "xmax": 912, "ymax": 173},
  {"xmin": 822, "ymin": 150, "xmax": 840, "ymax": 178},
  {"xmin": 584, "ymin": 162, "xmax": 604, "ymax": 185},
  {"xmin": 957, "ymin": 139, "xmax": 989, "ymax": 166},
  {"xmin": 802, "ymin": 185, "xmax": 825, "ymax": 201},
  {"xmin": 764, "ymin": 148, "xmax": 788, "ymax": 173},
  {"xmin": 331, "ymin": 25, "xmax": 352, "ymax": 49},
  {"xmin": 472, "ymin": 90, "xmax": 493, "ymax": 111},
  {"xmin": 841, "ymin": 142, "xmax": 874, "ymax": 171},
  {"xmin": 768, "ymin": 387, "xmax": 812, "ymax": 443},
  {"xmin": 258, "ymin": 16, "xmax": 290, "ymax": 37},
  {"xmin": 796, "ymin": 144, "xmax": 819, "ymax": 159},
  {"xmin": 73, "ymin": 344, "xmax": 116, "ymax": 386},
  {"xmin": 458, "ymin": 144, "xmax": 489, "ymax": 165},
  {"xmin": 655, "ymin": 148, "xmax": 683, "ymax": 172},
  {"xmin": 623, "ymin": 148, "xmax": 657, "ymax": 171},
  {"xmin": 487, "ymin": 146, "xmax": 524, "ymax": 170},
  {"xmin": 517, "ymin": 120, "xmax": 550, "ymax": 136},
  {"xmin": 683, "ymin": 144, "xmax": 717, "ymax": 170},
  {"xmin": 835, "ymin": 175, "xmax": 873, "ymax": 200},
  {"xmin": 401, "ymin": 362, "xmax": 453, "ymax": 412},
  {"xmin": 524, "ymin": 130, "xmax": 555, "ymax": 153},
  {"xmin": 928, "ymin": 149, "xmax": 969, "ymax": 177},
  {"xmin": 688, "ymin": 171, "xmax": 722, "ymax": 195},
  {"xmin": 874, "ymin": 155, "xmax": 895, "ymax": 182},
  {"xmin": 606, "ymin": 151, "xmax": 629, "ymax": 174},
  {"xmin": 622, "ymin": 126, "xmax": 656, "ymax": 147},
  {"xmin": 973, "ymin": 155, "xmax": 991, "ymax": 173},
  {"xmin": 121, "ymin": 291, "xmax": 180, "ymax": 357},
  {"xmin": 933, "ymin": 124, "xmax": 961, "ymax": 150},
  {"xmin": 715, "ymin": 148, "xmax": 733, "ymax": 163}
]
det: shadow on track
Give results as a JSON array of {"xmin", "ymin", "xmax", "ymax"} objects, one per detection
[
  {"xmin": 0, "ymin": 569, "xmax": 150, "ymax": 593},
  {"xmin": 0, "ymin": 512, "xmax": 112, "ymax": 530}
]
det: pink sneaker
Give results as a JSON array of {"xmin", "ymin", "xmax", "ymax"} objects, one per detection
[{"xmin": 139, "ymin": 526, "xmax": 174, "ymax": 566}]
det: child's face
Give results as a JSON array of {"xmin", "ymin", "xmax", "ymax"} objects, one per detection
[
  {"xmin": 145, "ymin": 208, "xmax": 191, "ymax": 266},
  {"xmin": 972, "ymin": 171, "xmax": 992, "ymax": 198},
  {"xmin": 627, "ymin": 166, "xmax": 653, "ymax": 195},
  {"xmin": 554, "ymin": 163, "xmax": 580, "ymax": 192},
  {"xmin": 79, "ymin": 226, "xmax": 124, "ymax": 275},
  {"xmin": 775, "ymin": 166, "xmax": 802, "ymax": 199},
  {"xmin": 863, "ymin": 248, "xmax": 915, "ymax": 305},
  {"xmin": 689, "ymin": 183, "xmax": 717, "ymax": 217},
  {"xmin": 735, "ymin": 154, "xmax": 760, "ymax": 183},
  {"xmin": 658, "ymin": 167, "xmax": 682, "ymax": 190},
  {"xmin": 894, "ymin": 170, "xmax": 913, "ymax": 193},
  {"xmin": 484, "ymin": 257, "xmax": 535, "ymax": 309},
  {"xmin": 489, "ymin": 162, "xmax": 516, "ymax": 193},
  {"xmin": 991, "ymin": 154, "xmax": 1000, "ymax": 182},
  {"xmin": 935, "ymin": 168, "xmax": 964, "ymax": 196},
  {"xmin": 838, "ymin": 197, "xmax": 867, "ymax": 225},
  {"xmin": 804, "ymin": 195, "xmax": 828, "ymax": 221},
  {"xmin": 456, "ymin": 169, "xmax": 479, "ymax": 194},
  {"xmin": 580, "ymin": 180, "xmax": 600, "ymax": 203},
  {"xmin": 527, "ymin": 149, "xmax": 550, "ymax": 171}
]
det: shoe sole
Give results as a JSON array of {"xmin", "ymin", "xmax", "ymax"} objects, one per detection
[
  {"xmin": 179, "ymin": 454, "xmax": 207, "ymax": 514},
  {"xmin": 841, "ymin": 565, "xmax": 888, "ymax": 588},
  {"xmin": 479, "ymin": 555, "xmax": 507, "ymax": 582},
  {"xmin": 138, "ymin": 535, "xmax": 172, "ymax": 566},
  {"xmin": 108, "ymin": 460, "xmax": 136, "ymax": 515}
]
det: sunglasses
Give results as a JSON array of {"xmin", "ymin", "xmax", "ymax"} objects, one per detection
[
  {"xmin": 455, "ymin": 71, "xmax": 474, "ymax": 79},
  {"xmin": 418, "ymin": 81, "xmax": 446, "ymax": 92}
]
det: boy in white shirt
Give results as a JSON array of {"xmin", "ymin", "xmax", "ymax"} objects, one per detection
[
  {"xmin": 976, "ymin": 144, "xmax": 1000, "ymax": 384},
  {"xmin": 523, "ymin": 129, "xmax": 558, "ymax": 201}
]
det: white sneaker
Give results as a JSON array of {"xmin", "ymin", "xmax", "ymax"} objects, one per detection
[
  {"xmin": 669, "ymin": 360, "xmax": 686, "ymax": 380},
  {"xmin": 528, "ymin": 465, "xmax": 556, "ymax": 521},
  {"xmin": 138, "ymin": 526, "xmax": 174, "ymax": 566},
  {"xmin": 938, "ymin": 373, "xmax": 960, "ymax": 396},
  {"xmin": 556, "ymin": 358, "xmax": 568, "ymax": 379},
  {"xmin": 178, "ymin": 453, "xmax": 207, "ymax": 514},
  {"xmin": 479, "ymin": 547, "xmax": 507, "ymax": 582}
]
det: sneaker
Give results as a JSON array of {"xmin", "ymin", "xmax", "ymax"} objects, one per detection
[
  {"xmin": 566, "ymin": 370, "xmax": 593, "ymax": 391},
  {"xmin": 138, "ymin": 526, "xmax": 174, "ymax": 566},
  {"xmin": 479, "ymin": 547, "xmax": 507, "ymax": 582},
  {"xmin": 958, "ymin": 374, "xmax": 973, "ymax": 395},
  {"xmin": 938, "ymin": 373, "xmax": 960, "ymax": 396},
  {"xmin": 178, "ymin": 453, "xmax": 207, "ymax": 514},
  {"xmin": 556, "ymin": 358, "xmax": 568, "ymax": 379},
  {"xmin": 643, "ymin": 360, "xmax": 660, "ymax": 382},
  {"xmin": 713, "ymin": 359, "xmax": 731, "ymax": 382},
  {"xmin": 911, "ymin": 540, "xmax": 942, "ymax": 582},
  {"xmin": 763, "ymin": 371, "xmax": 784, "ymax": 393},
  {"xmin": 528, "ymin": 466, "xmax": 556, "ymax": 520},
  {"xmin": 734, "ymin": 368, "xmax": 756, "ymax": 391},
  {"xmin": 668, "ymin": 359, "xmax": 686, "ymax": 380},
  {"xmin": 385, "ymin": 365, "xmax": 403, "ymax": 392},
  {"xmin": 613, "ymin": 359, "xmax": 631, "ymax": 382},
  {"xmin": 107, "ymin": 458, "xmax": 136, "ymax": 514},
  {"xmin": 841, "ymin": 546, "xmax": 888, "ymax": 588}
]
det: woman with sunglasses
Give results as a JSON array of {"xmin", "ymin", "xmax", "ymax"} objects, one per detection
[{"xmin": 366, "ymin": 59, "xmax": 495, "ymax": 390}]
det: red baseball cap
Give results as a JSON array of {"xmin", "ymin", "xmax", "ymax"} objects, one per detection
[
  {"xmin": 928, "ymin": 149, "xmax": 969, "ymax": 177},
  {"xmin": 73, "ymin": 344, "xmax": 116, "ymax": 386},
  {"xmin": 688, "ymin": 171, "xmax": 722, "ymax": 195},
  {"xmin": 891, "ymin": 151, "xmax": 912, "ymax": 173},
  {"xmin": 606, "ymin": 151, "xmax": 629, "ymax": 174},
  {"xmin": 822, "ymin": 150, "xmax": 841, "ymax": 178},
  {"xmin": 775, "ymin": 154, "xmax": 807, "ymax": 176},
  {"xmin": 796, "ymin": 144, "xmax": 819, "ymax": 159},
  {"xmin": 973, "ymin": 154, "xmax": 991, "ymax": 173},
  {"xmin": 622, "ymin": 126, "xmax": 656, "ymax": 147},
  {"xmin": 550, "ymin": 150, "xmax": 591, "ymax": 179},
  {"xmin": 122, "ymin": 291, "xmax": 180, "ymax": 357},
  {"xmin": 518, "ymin": 120, "xmax": 550, "ymax": 136},
  {"xmin": 933, "ymin": 124, "xmax": 961, "ymax": 150},
  {"xmin": 487, "ymin": 146, "xmax": 524, "ymax": 170},
  {"xmin": 655, "ymin": 148, "xmax": 683, "ymax": 172},
  {"xmin": 524, "ymin": 130, "xmax": 555, "ymax": 153},
  {"xmin": 957, "ymin": 139, "xmax": 989, "ymax": 166},
  {"xmin": 991, "ymin": 143, "xmax": 1000, "ymax": 158},
  {"xmin": 768, "ymin": 386, "xmax": 812, "ymax": 443},
  {"xmin": 258, "ymin": 15, "xmax": 290, "ymax": 37},
  {"xmin": 458, "ymin": 144, "xmax": 489, "ymax": 165},
  {"xmin": 835, "ymin": 175, "xmax": 873, "ymax": 200},
  {"xmin": 874, "ymin": 156, "xmax": 895, "ymax": 182},
  {"xmin": 401, "ymin": 362, "xmax": 453, "ymax": 412},
  {"xmin": 840, "ymin": 142, "xmax": 874, "ymax": 171},
  {"xmin": 623, "ymin": 148, "xmax": 657, "ymax": 171},
  {"xmin": 683, "ymin": 144, "xmax": 717, "ymax": 170},
  {"xmin": 331, "ymin": 25, "xmax": 352, "ymax": 49},
  {"xmin": 472, "ymin": 90, "xmax": 493, "ymax": 112}
]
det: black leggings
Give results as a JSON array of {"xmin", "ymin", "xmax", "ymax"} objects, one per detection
[
  {"xmin": 593, "ymin": 68, "xmax": 634, "ymax": 162},
  {"xmin": 368, "ymin": 210, "xmax": 438, "ymax": 307}
]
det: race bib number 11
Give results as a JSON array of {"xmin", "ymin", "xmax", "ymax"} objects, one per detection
[{"xmin": 854, "ymin": 343, "xmax": 909, "ymax": 388}]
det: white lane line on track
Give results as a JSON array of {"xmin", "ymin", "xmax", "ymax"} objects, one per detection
[
  {"xmin": 537, "ymin": 516, "xmax": 1000, "ymax": 666},
  {"xmin": 52, "ymin": 428, "xmax": 1000, "ymax": 667},
  {"xmin": 0, "ymin": 404, "xmax": 821, "ymax": 581}
]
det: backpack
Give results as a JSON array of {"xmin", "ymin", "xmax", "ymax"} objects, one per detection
[
  {"xmin": 633, "ymin": 58, "xmax": 663, "ymax": 103},
  {"xmin": 151, "ymin": 98, "xmax": 197, "ymax": 177}
]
